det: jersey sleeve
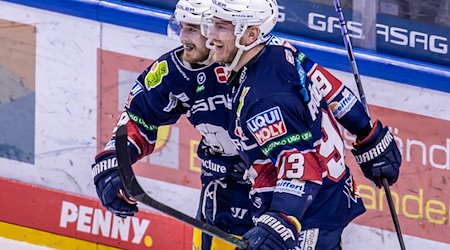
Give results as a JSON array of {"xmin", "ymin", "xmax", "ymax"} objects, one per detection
[
  {"xmin": 296, "ymin": 51, "xmax": 371, "ymax": 136},
  {"xmin": 102, "ymin": 57, "xmax": 192, "ymax": 163}
]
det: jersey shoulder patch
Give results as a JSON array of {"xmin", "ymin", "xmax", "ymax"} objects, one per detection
[{"xmin": 144, "ymin": 60, "xmax": 169, "ymax": 90}]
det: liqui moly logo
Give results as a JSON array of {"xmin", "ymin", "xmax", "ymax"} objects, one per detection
[{"xmin": 246, "ymin": 106, "xmax": 287, "ymax": 145}]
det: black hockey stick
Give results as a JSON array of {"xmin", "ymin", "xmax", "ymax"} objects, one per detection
[
  {"xmin": 332, "ymin": 1, "xmax": 406, "ymax": 250},
  {"xmin": 114, "ymin": 125, "xmax": 248, "ymax": 249}
]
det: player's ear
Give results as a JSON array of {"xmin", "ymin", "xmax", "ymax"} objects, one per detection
[{"xmin": 242, "ymin": 26, "xmax": 260, "ymax": 45}]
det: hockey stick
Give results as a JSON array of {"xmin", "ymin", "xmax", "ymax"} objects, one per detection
[
  {"xmin": 332, "ymin": 1, "xmax": 406, "ymax": 250},
  {"xmin": 114, "ymin": 125, "xmax": 248, "ymax": 249}
]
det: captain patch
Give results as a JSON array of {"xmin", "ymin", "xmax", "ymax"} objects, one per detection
[{"xmin": 246, "ymin": 106, "xmax": 287, "ymax": 145}]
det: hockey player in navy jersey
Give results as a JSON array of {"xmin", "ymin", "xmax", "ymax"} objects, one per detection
[
  {"xmin": 202, "ymin": 0, "xmax": 402, "ymax": 249},
  {"xmin": 91, "ymin": 1, "xmax": 254, "ymax": 249}
]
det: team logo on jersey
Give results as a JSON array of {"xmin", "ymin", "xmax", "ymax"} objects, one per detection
[
  {"xmin": 285, "ymin": 49, "xmax": 295, "ymax": 66},
  {"xmin": 125, "ymin": 81, "xmax": 143, "ymax": 108},
  {"xmin": 144, "ymin": 60, "xmax": 169, "ymax": 90},
  {"xmin": 329, "ymin": 89, "xmax": 357, "ymax": 119},
  {"xmin": 246, "ymin": 106, "xmax": 287, "ymax": 145},
  {"xmin": 214, "ymin": 66, "xmax": 228, "ymax": 83},
  {"xmin": 196, "ymin": 72, "xmax": 206, "ymax": 93},
  {"xmin": 197, "ymin": 72, "xmax": 206, "ymax": 84}
]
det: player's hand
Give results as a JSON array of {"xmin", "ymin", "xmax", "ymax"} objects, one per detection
[
  {"xmin": 242, "ymin": 212, "xmax": 299, "ymax": 250},
  {"xmin": 198, "ymin": 149, "xmax": 248, "ymax": 184},
  {"xmin": 352, "ymin": 120, "xmax": 402, "ymax": 188},
  {"xmin": 92, "ymin": 151, "xmax": 138, "ymax": 217}
]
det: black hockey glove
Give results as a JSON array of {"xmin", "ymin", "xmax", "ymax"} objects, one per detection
[
  {"xmin": 92, "ymin": 151, "xmax": 138, "ymax": 217},
  {"xmin": 242, "ymin": 212, "xmax": 300, "ymax": 250},
  {"xmin": 351, "ymin": 120, "xmax": 402, "ymax": 188}
]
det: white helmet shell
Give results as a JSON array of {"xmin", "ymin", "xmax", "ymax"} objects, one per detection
[
  {"xmin": 210, "ymin": 0, "xmax": 278, "ymax": 47},
  {"xmin": 201, "ymin": 0, "xmax": 278, "ymax": 70},
  {"xmin": 175, "ymin": 0, "xmax": 211, "ymax": 25}
]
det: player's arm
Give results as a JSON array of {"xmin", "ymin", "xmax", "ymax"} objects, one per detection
[
  {"xmin": 268, "ymin": 38, "xmax": 370, "ymax": 134},
  {"xmin": 92, "ymin": 60, "xmax": 188, "ymax": 217},
  {"xmin": 298, "ymin": 53, "xmax": 401, "ymax": 187}
]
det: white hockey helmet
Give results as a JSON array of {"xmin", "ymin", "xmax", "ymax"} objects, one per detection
[
  {"xmin": 174, "ymin": 0, "xmax": 211, "ymax": 25},
  {"xmin": 203, "ymin": 0, "xmax": 279, "ymax": 50},
  {"xmin": 168, "ymin": 0, "xmax": 211, "ymax": 40}
]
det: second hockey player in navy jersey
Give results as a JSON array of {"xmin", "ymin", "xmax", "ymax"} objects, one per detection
[
  {"xmin": 91, "ymin": 1, "xmax": 253, "ymax": 249},
  {"xmin": 202, "ymin": 0, "xmax": 402, "ymax": 249}
]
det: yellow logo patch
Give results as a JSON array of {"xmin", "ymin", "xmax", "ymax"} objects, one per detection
[{"xmin": 145, "ymin": 60, "xmax": 169, "ymax": 90}]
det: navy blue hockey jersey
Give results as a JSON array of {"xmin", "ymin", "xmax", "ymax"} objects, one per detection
[
  {"xmin": 228, "ymin": 38, "xmax": 369, "ymax": 230},
  {"xmin": 105, "ymin": 46, "xmax": 240, "ymax": 181}
]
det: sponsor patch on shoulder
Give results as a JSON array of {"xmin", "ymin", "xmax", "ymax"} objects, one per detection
[
  {"xmin": 285, "ymin": 49, "xmax": 295, "ymax": 66},
  {"xmin": 144, "ymin": 60, "xmax": 169, "ymax": 90},
  {"xmin": 246, "ymin": 106, "xmax": 287, "ymax": 145}
]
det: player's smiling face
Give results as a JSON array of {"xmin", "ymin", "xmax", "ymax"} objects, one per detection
[
  {"xmin": 179, "ymin": 22, "xmax": 210, "ymax": 64},
  {"xmin": 207, "ymin": 17, "xmax": 239, "ymax": 64}
]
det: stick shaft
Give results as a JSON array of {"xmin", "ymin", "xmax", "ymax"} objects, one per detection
[
  {"xmin": 332, "ymin": 1, "xmax": 405, "ymax": 249},
  {"xmin": 115, "ymin": 125, "xmax": 248, "ymax": 249}
]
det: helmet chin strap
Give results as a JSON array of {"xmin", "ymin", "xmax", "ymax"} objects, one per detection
[
  {"xmin": 199, "ymin": 49, "xmax": 215, "ymax": 65},
  {"xmin": 226, "ymin": 32, "xmax": 268, "ymax": 72},
  {"xmin": 225, "ymin": 47, "xmax": 244, "ymax": 72},
  {"xmin": 206, "ymin": 37, "xmax": 244, "ymax": 72},
  {"xmin": 204, "ymin": 25, "xmax": 269, "ymax": 72}
]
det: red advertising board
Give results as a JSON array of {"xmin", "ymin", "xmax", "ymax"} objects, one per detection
[
  {"xmin": 348, "ymin": 106, "xmax": 450, "ymax": 243},
  {"xmin": 0, "ymin": 177, "xmax": 193, "ymax": 249}
]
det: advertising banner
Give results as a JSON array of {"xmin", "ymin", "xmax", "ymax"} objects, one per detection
[
  {"xmin": 138, "ymin": 0, "xmax": 450, "ymax": 66},
  {"xmin": 0, "ymin": 178, "xmax": 192, "ymax": 249}
]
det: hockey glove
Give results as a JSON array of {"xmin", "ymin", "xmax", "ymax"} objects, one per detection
[
  {"xmin": 198, "ymin": 149, "xmax": 247, "ymax": 184},
  {"xmin": 92, "ymin": 151, "xmax": 138, "ymax": 217},
  {"xmin": 352, "ymin": 120, "xmax": 402, "ymax": 188},
  {"xmin": 242, "ymin": 212, "xmax": 300, "ymax": 250}
]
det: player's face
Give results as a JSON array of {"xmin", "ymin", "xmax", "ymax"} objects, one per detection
[
  {"xmin": 207, "ymin": 17, "xmax": 238, "ymax": 64},
  {"xmin": 179, "ymin": 22, "xmax": 210, "ymax": 63}
]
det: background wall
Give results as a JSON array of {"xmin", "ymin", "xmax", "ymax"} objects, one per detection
[{"xmin": 0, "ymin": 0, "xmax": 449, "ymax": 249}]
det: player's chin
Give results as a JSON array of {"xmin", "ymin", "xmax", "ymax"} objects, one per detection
[
  {"xmin": 183, "ymin": 53, "xmax": 204, "ymax": 64},
  {"xmin": 212, "ymin": 53, "xmax": 229, "ymax": 65}
]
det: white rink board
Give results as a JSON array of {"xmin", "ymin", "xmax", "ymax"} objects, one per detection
[
  {"xmin": 0, "ymin": 1, "xmax": 449, "ymax": 249},
  {"xmin": 0, "ymin": 237, "xmax": 54, "ymax": 250}
]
